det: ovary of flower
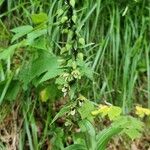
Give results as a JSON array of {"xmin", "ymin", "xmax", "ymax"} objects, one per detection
[
  {"xmin": 62, "ymin": 73, "xmax": 70, "ymax": 81},
  {"xmin": 135, "ymin": 106, "xmax": 150, "ymax": 118},
  {"xmin": 71, "ymin": 70, "xmax": 81, "ymax": 79}
]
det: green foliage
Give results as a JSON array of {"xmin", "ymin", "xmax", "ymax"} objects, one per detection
[
  {"xmin": 0, "ymin": 0, "xmax": 149, "ymax": 149},
  {"xmin": 65, "ymin": 117, "xmax": 143, "ymax": 150},
  {"xmin": 78, "ymin": 100, "xmax": 94, "ymax": 121},
  {"xmin": 19, "ymin": 50, "xmax": 62, "ymax": 89},
  {"xmin": 92, "ymin": 105, "xmax": 122, "ymax": 120}
]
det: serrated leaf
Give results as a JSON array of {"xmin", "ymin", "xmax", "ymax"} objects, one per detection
[
  {"xmin": 124, "ymin": 128, "xmax": 142, "ymax": 140},
  {"xmin": 108, "ymin": 106, "xmax": 122, "ymax": 120},
  {"xmin": 91, "ymin": 105, "xmax": 122, "ymax": 121},
  {"xmin": 77, "ymin": 60, "xmax": 93, "ymax": 80},
  {"xmin": 31, "ymin": 12, "xmax": 48, "ymax": 24}
]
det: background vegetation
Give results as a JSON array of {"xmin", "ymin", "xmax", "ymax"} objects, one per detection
[{"xmin": 0, "ymin": 0, "xmax": 150, "ymax": 149}]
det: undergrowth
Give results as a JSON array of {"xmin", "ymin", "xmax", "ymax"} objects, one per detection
[{"xmin": 0, "ymin": 0, "xmax": 150, "ymax": 149}]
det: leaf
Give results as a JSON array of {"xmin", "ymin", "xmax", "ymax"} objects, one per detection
[
  {"xmin": 112, "ymin": 116, "xmax": 144, "ymax": 140},
  {"xmin": 27, "ymin": 29, "xmax": 47, "ymax": 45},
  {"xmin": 91, "ymin": 105, "xmax": 122, "ymax": 121},
  {"xmin": 124, "ymin": 128, "xmax": 142, "ymax": 140},
  {"xmin": 51, "ymin": 105, "xmax": 71, "ymax": 124},
  {"xmin": 5, "ymin": 80, "xmax": 20, "ymax": 101},
  {"xmin": 0, "ymin": 0, "xmax": 5, "ymax": 6},
  {"xmin": 31, "ymin": 12, "xmax": 48, "ymax": 24},
  {"xmin": 0, "ymin": 72, "xmax": 13, "ymax": 105},
  {"xmin": 77, "ymin": 60, "xmax": 93, "ymax": 80},
  {"xmin": 79, "ymin": 119, "xmax": 96, "ymax": 149},
  {"xmin": 78, "ymin": 100, "xmax": 94, "ymax": 121},
  {"xmin": 0, "ymin": 44, "xmax": 19, "ymax": 60},
  {"xmin": 11, "ymin": 25, "xmax": 33, "ymax": 43},
  {"xmin": 64, "ymin": 144, "xmax": 87, "ymax": 150},
  {"xmin": 108, "ymin": 106, "xmax": 122, "ymax": 120},
  {"xmin": 96, "ymin": 126, "xmax": 122, "ymax": 150},
  {"xmin": 19, "ymin": 51, "xmax": 60, "ymax": 89},
  {"xmin": 40, "ymin": 68, "xmax": 63, "ymax": 83},
  {"xmin": 79, "ymin": 119, "xmax": 95, "ymax": 137},
  {"xmin": 11, "ymin": 25, "xmax": 33, "ymax": 33},
  {"xmin": 30, "ymin": 37, "xmax": 47, "ymax": 50}
]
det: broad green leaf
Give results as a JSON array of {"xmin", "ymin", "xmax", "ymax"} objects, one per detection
[
  {"xmin": 30, "ymin": 37, "xmax": 47, "ymax": 50},
  {"xmin": 40, "ymin": 68, "xmax": 63, "ymax": 83},
  {"xmin": 79, "ymin": 119, "xmax": 95, "ymax": 137},
  {"xmin": 64, "ymin": 144, "xmax": 87, "ymax": 150},
  {"xmin": 31, "ymin": 12, "xmax": 48, "ymax": 24},
  {"xmin": 27, "ymin": 29, "xmax": 47, "ymax": 44},
  {"xmin": 11, "ymin": 25, "xmax": 33, "ymax": 43},
  {"xmin": 19, "ymin": 51, "xmax": 60, "ymax": 89}
]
